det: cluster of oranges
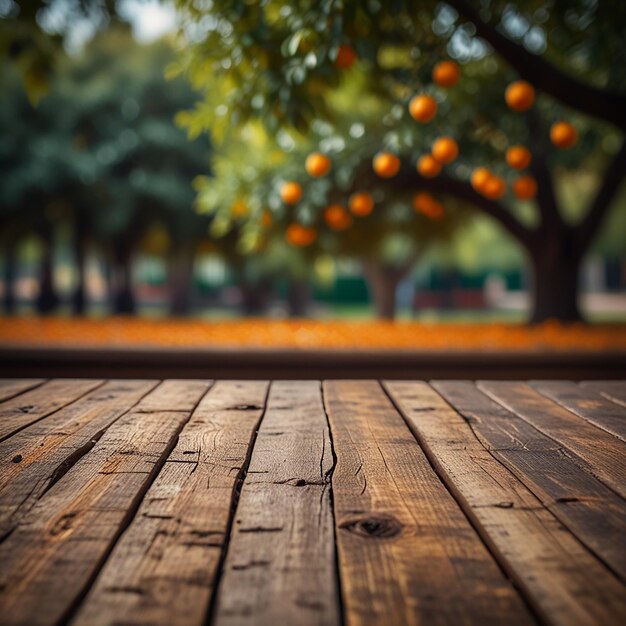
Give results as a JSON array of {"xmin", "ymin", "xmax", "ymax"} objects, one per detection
[
  {"xmin": 286, "ymin": 223, "xmax": 317, "ymax": 246},
  {"xmin": 278, "ymin": 51, "xmax": 580, "ymax": 247},
  {"xmin": 279, "ymin": 149, "xmax": 379, "ymax": 246},
  {"xmin": 503, "ymin": 81, "xmax": 578, "ymax": 148},
  {"xmin": 412, "ymin": 193, "xmax": 445, "ymax": 219},
  {"xmin": 373, "ymin": 65, "xmax": 579, "ymax": 204}
]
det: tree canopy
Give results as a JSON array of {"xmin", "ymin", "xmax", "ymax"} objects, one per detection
[{"xmin": 172, "ymin": 0, "xmax": 626, "ymax": 322}]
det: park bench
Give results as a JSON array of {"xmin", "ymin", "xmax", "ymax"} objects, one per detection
[{"xmin": 0, "ymin": 377, "xmax": 624, "ymax": 626}]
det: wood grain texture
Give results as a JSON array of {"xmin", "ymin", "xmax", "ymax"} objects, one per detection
[
  {"xmin": 324, "ymin": 380, "xmax": 533, "ymax": 626},
  {"xmin": 581, "ymin": 381, "xmax": 626, "ymax": 408},
  {"xmin": 72, "ymin": 381, "xmax": 268, "ymax": 626},
  {"xmin": 0, "ymin": 379, "xmax": 46, "ymax": 402},
  {"xmin": 532, "ymin": 380, "xmax": 626, "ymax": 441},
  {"xmin": 0, "ymin": 380, "xmax": 211, "ymax": 626},
  {"xmin": 213, "ymin": 381, "xmax": 340, "ymax": 626},
  {"xmin": 479, "ymin": 381, "xmax": 626, "ymax": 500},
  {"xmin": 387, "ymin": 381, "xmax": 626, "ymax": 626},
  {"xmin": 0, "ymin": 379, "xmax": 159, "ymax": 539},
  {"xmin": 0, "ymin": 378, "xmax": 103, "ymax": 442},
  {"xmin": 434, "ymin": 381, "xmax": 626, "ymax": 581}
]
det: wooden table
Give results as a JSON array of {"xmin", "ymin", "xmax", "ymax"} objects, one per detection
[{"xmin": 0, "ymin": 378, "xmax": 624, "ymax": 626}]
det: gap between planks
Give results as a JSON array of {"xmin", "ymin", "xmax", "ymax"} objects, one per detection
[
  {"xmin": 0, "ymin": 380, "xmax": 212, "ymax": 626},
  {"xmin": 386, "ymin": 380, "xmax": 626, "ymax": 626}
]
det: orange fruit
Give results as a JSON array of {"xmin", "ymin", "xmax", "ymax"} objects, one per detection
[
  {"xmin": 513, "ymin": 175, "xmax": 537, "ymax": 199},
  {"xmin": 432, "ymin": 137, "xmax": 459, "ymax": 164},
  {"xmin": 417, "ymin": 154, "xmax": 442, "ymax": 178},
  {"xmin": 324, "ymin": 204, "xmax": 352, "ymax": 230},
  {"xmin": 280, "ymin": 181, "xmax": 303, "ymax": 204},
  {"xmin": 349, "ymin": 192, "xmax": 374, "ymax": 217},
  {"xmin": 335, "ymin": 44, "xmax": 357, "ymax": 69},
  {"xmin": 231, "ymin": 199, "xmax": 248, "ymax": 218},
  {"xmin": 373, "ymin": 152, "xmax": 401, "ymax": 178},
  {"xmin": 470, "ymin": 167, "xmax": 492, "ymax": 193},
  {"xmin": 413, "ymin": 193, "xmax": 444, "ymax": 219},
  {"xmin": 505, "ymin": 145, "xmax": 532, "ymax": 170},
  {"xmin": 550, "ymin": 122, "xmax": 578, "ymax": 149},
  {"xmin": 286, "ymin": 224, "xmax": 317, "ymax": 247},
  {"xmin": 305, "ymin": 152, "xmax": 331, "ymax": 177},
  {"xmin": 261, "ymin": 210, "xmax": 272, "ymax": 227},
  {"xmin": 482, "ymin": 176, "xmax": 507, "ymax": 199},
  {"xmin": 432, "ymin": 60, "xmax": 460, "ymax": 88},
  {"xmin": 409, "ymin": 94, "xmax": 437, "ymax": 123},
  {"xmin": 505, "ymin": 80, "xmax": 535, "ymax": 112}
]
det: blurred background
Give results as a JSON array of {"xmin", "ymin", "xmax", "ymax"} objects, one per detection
[{"xmin": 0, "ymin": 0, "xmax": 625, "ymax": 332}]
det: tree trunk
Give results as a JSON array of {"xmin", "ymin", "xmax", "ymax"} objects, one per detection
[
  {"xmin": 239, "ymin": 280, "xmax": 271, "ymax": 316},
  {"xmin": 71, "ymin": 217, "xmax": 88, "ymax": 316},
  {"xmin": 36, "ymin": 229, "xmax": 58, "ymax": 315},
  {"xmin": 169, "ymin": 244, "xmax": 195, "ymax": 316},
  {"xmin": 529, "ymin": 237, "xmax": 583, "ymax": 324},
  {"xmin": 112, "ymin": 242, "xmax": 135, "ymax": 315},
  {"xmin": 3, "ymin": 243, "xmax": 17, "ymax": 315},
  {"xmin": 286, "ymin": 278, "xmax": 311, "ymax": 318},
  {"xmin": 362, "ymin": 261, "xmax": 404, "ymax": 321}
]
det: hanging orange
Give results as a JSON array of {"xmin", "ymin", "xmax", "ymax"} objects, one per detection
[
  {"xmin": 513, "ymin": 175, "xmax": 537, "ymax": 199},
  {"xmin": 349, "ymin": 192, "xmax": 375, "ymax": 217},
  {"xmin": 261, "ymin": 210, "xmax": 272, "ymax": 227},
  {"xmin": 413, "ymin": 193, "xmax": 444, "ymax": 219},
  {"xmin": 280, "ymin": 181, "xmax": 303, "ymax": 204},
  {"xmin": 373, "ymin": 152, "xmax": 401, "ymax": 178},
  {"xmin": 324, "ymin": 204, "xmax": 352, "ymax": 230},
  {"xmin": 470, "ymin": 167, "xmax": 492, "ymax": 193},
  {"xmin": 550, "ymin": 122, "xmax": 578, "ymax": 149},
  {"xmin": 505, "ymin": 80, "xmax": 535, "ymax": 112},
  {"xmin": 432, "ymin": 60, "xmax": 460, "ymax": 88},
  {"xmin": 305, "ymin": 152, "xmax": 331, "ymax": 177},
  {"xmin": 482, "ymin": 176, "xmax": 507, "ymax": 199},
  {"xmin": 286, "ymin": 224, "xmax": 317, "ymax": 246},
  {"xmin": 409, "ymin": 94, "xmax": 437, "ymax": 123},
  {"xmin": 231, "ymin": 200, "xmax": 248, "ymax": 218},
  {"xmin": 417, "ymin": 154, "xmax": 442, "ymax": 178},
  {"xmin": 505, "ymin": 146, "xmax": 532, "ymax": 170},
  {"xmin": 335, "ymin": 44, "xmax": 357, "ymax": 69},
  {"xmin": 432, "ymin": 137, "xmax": 459, "ymax": 164}
]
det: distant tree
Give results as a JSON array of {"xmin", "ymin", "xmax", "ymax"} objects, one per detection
[
  {"xmin": 0, "ymin": 25, "xmax": 212, "ymax": 314},
  {"xmin": 174, "ymin": 0, "xmax": 626, "ymax": 322}
]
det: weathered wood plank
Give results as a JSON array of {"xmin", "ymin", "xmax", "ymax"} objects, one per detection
[
  {"xmin": 324, "ymin": 380, "xmax": 533, "ymax": 626},
  {"xmin": 434, "ymin": 381, "xmax": 626, "ymax": 581},
  {"xmin": 212, "ymin": 381, "xmax": 340, "ymax": 626},
  {"xmin": 532, "ymin": 380, "xmax": 626, "ymax": 442},
  {"xmin": 479, "ymin": 381, "xmax": 626, "ymax": 500},
  {"xmin": 0, "ymin": 379, "xmax": 46, "ymax": 402},
  {"xmin": 387, "ymin": 381, "xmax": 626, "ymax": 626},
  {"xmin": 0, "ymin": 380, "xmax": 211, "ymax": 626},
  {"xmin": 72, "ymin": 380, "xmax": 268, "ymax": 626},
  {"xmin": 0, "ymin": 378, "xmax": 103, "ymax": 442},
  {"xmin": 581, "ymin": 381, "xmax": 626, "ymax": 408},
  {"xmin": 0, "ymin": 379, "xmax": 159, "ymax": 538}
]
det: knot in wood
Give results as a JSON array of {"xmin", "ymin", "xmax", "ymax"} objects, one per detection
[{"xmin": 339, "ymin": 514, "xmax": 403, "ymax": 539}]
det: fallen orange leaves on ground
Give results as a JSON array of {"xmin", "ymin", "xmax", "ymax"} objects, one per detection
[{"xmin": 0, "ymin": 318, "xmax": 625, "ymax": 352}]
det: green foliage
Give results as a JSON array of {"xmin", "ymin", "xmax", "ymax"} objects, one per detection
[
  {"xmin": 0, "ymin": 25, "xmax": 212, "ymax": 251},
  {"xmin": 173, "ymin": 0, "xmax": 625, "ymax": 279}
]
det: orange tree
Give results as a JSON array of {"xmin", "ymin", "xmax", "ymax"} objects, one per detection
[
  {"xmin": 191, "ymin": 94, "xmax": 466, "ymax": 319},
  {"xmin": 174, "ymin": 0, "xmax": 626, "ymax": 323}
]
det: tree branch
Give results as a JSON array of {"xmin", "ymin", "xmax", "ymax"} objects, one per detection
[
  {"xmin": 446, "ymin": 0, "xmax": 626, "ymax": 130},
  {"xmin": 524, "ymin": 109, "xmax": 563, "ymax": 231},
  {"xmin": 575, "ymin": 140, "xmax": 626, "ymax": 252},
  {"xmin": 393, "ymin": 165, "xmax": 536, "ymax": 251}
]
